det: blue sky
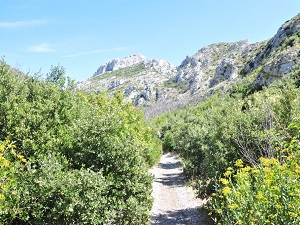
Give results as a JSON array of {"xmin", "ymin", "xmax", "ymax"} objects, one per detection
[{"xmin": 1, "ymin": 0, "xmax": 300, "ymax": 81}]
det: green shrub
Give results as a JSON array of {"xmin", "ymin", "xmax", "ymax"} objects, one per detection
[
  {"xmin": 0, "ymin": 60, "xmax": 161, "ymax": 224},
  {"xmin": 210, "ymin": 142, "xmax": 300, "ymax": 225}
]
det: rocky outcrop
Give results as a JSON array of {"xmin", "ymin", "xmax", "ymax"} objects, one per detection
[
  {"xmin": 93, "ymin": 53, "xmax": 176, "ymax": 78},
  {"xmin": 147, "ymin": 59, "xmax": 176, "ymax": 75},
  {"xmin": 175, "ymin": 40, "xmax": 251, "ymax": 93},
  {"xmin": 93, "ymin": 53, "xmax": 147, "ymax": 76},
  {"xmin": 254, "ymin": 50, "xmax": 300, "ymax": 86},
  {"xmin": 78, "ymin": 54, "xmax": 177, "ymax": 107},
  {"xmin": 210, "ymin": 58, "xmax": 239, "ymax": 87},
  {"xmin": 244, "ymin": 14, "xmax": 300, "ymax": 86}
]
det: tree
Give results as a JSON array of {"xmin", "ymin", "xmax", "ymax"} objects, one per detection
[{"xmin": 46, "ymin": 64, "xmax": 75, "ymax": 89}]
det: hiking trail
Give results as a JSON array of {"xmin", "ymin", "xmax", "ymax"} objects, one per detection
[{"xmin": 149, "ymin": 152, "xmax": 210, "ymax": 225}]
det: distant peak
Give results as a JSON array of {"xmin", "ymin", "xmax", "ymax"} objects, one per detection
[
  {"xmin": 130, "ymin": 53, "xmax": 146, "ymax": 58},
  {"xmin": 93, "ymin": 53, "xmax": 147, "ymax": 76}
]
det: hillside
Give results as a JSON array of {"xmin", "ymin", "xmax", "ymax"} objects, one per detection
[
  {"xmin": 76, "ymin": 54, "xmax": 177, "ymax": 106},
  {"xmin": 77, "ymin": 14, "xmax": 300, "ymax": 118}
]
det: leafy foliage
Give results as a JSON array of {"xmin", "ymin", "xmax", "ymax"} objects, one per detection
[
  {"xmin": 211, "ymin": 137, "xmax": 300, "ymax": 224},
  {"xmin": 152, "ymin": 71, "xmax": 300, "ymax": 200},
  {"xmin": 0, "ymin": 59, "xmax": 161, "ymax": 224}
]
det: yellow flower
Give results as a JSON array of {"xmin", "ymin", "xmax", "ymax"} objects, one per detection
[
  {"xmin": 236, "ymin": 220, "xmax": 243, "ymax": 225},
  {"xmin": 16, "ymin": 154, "xmax": 27, "ymax": 163},
  {"xmin": 0, "ymin": 183, "xmax": 5, "ymax": 189},
  {"xmin": 235, "ymin": 159, "xmax": 244, "ymax": 168},
  {"xmin": 275, "ymin": 204, "xmax": 282, "ymax": 209},
  {"xmin": 270, "ymin": 158, "xmax": 280, "ymax": 165},
  {"xmin": 263, "ymin": 167, "xmax": 271, "ymax": 174},
  {"xmin": 236, "ymin": 171, "xmax": 249, "ymax": 179},
  {"xmin": 288, "ymin": 212, "xmax": 297, "ymax": 218},
  {"xmin": 220, "ymin": 178, "xmax": 229, "ymax": 185},
  {"xmin": 222, "ymin": 186, "xmax": 231, "ymax": 195},
  {"xmin": 241, "ymin": 166, "xmax": 251, "ymax": 172},
  {"xmin": 2, "ymin": 159, "xmax": 10, "ymax": 168},
  {"xmin": 259, "ymin": 157, "xmax": 279, "ymax": 167},
  {"xmin": 0, "ymin": 194, "xmax": 5, "ymax": 200},
  {"xmin": 256, "ymin": 191, "xmax": 264, "ymax": 200},
  {"xmin": 228, "ymin": 203, "xmax": 238, "ymax": 209},
  {"xmin": 216, "ymin": 209, "xmax": 223, "ymax": 214},
  {"xmin": 224, "ymin": 170, "xmax": 232, "ymax": 177}
]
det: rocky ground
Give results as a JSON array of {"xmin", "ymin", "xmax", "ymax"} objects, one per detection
[{"xmin": 149, "ymin": 153, "xmax": 211, "ymax": 225}]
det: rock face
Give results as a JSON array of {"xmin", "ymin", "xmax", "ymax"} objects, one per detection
[
  {"xmin": 77, "ymin": 13, "xmax": 300, "ymax": 117},
  {"xmin": 244, "ymin": 14, "xmax": 300, "ymax": 86},
  {"xmin": 93, "ymin": 53, "xmax": 147, "ymax": 76},
  {"xmin": 175, "ymin": 40, "xmax": 252, "ymax": 93},
  {"xmin": 77, "ymin": 53, "xmax": 177, "ymax": 109}
]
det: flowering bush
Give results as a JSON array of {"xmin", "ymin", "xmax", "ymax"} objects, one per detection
[
  {"xmin": 0, "ymin": 140, "xmax": 27, "ymax": 220},
  {"xmin": 0, "ymin": 141, "xmax": 14, "ymax": 204},
  {"xmin": 211, "ymin": 145, "xmax": 300, "ymax": 225}
]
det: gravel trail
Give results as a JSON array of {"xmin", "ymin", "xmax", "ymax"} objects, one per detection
[{"xmin": 149, "ymin": 153, "xmax": 210, "ymax": 225}]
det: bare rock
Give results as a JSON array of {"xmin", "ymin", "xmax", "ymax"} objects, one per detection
[{"xmin": 93, "ymin": 53, "xmax": 147, "ymax": 76}]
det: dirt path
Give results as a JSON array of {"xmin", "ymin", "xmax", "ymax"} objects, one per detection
[{"xmin": 149, "ymin": 153, "xmax": 210, "ymax": 225}]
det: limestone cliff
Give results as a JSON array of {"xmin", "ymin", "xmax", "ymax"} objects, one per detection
[
  {"xmin": 244, "ymin": 14, "xmax": 300, "ymax": 86},
  {"xmin": 76, "ymin": 13, "xmax": 300, "ymax": 117}
]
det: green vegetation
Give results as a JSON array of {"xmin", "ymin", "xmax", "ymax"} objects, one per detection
[
  {"xmin": 164, "ymin": 79, "xmax": 190, "ymax": 93},
  {"xmin": 152, "ymin": 62, "xmax": 300, "ymax": 223},
  {"xmin": 211, "ymin": 147, "xmax": 300, "ymax": 224},
  {"xmin": 0, "ymin": 60, "xmax": 161, "ymax": 224},
  {"xmin": 92, "ymin": 63, "xmax": 146, "ymax": 81},
  {"xmin": 281, "ymin": 31, "xmax": 300, "ymax": 48},
  {"xmin": 2, "ymin": 30, "xmax": 300, "ymax": 224}
]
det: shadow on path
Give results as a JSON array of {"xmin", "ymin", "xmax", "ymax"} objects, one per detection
[
  {"xmin": 155, "ymin": 173, "xmax": 185, "ymax": 187},
  {"xmin": 158, "ymin": 161, "xmax": 182, "ymax": 170},
  {"xmin": 151, "ymin": 207, "xmax": 211, "ymax": 225},
  {"xmin": 155, "ymin": 160, "xmax": 185, "ymax": 187},
  {"xmin": 150, "ymin": 153, "xmax": 213, "ymax": 225}
]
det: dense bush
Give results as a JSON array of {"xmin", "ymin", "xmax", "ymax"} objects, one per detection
[
  {"xmin": 211, "ymin": 133, "xmax": 300, "ymax": 224},
  {"xmin": 153, "ymin": 70, "xmax": 300, "ymax": 199},
  {"xmin": 0, "ymin": 60, "xmax": 161, "ymax": 224}
]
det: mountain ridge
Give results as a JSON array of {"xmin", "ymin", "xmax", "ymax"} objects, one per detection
[{"xmin": 77, "ymin": 13, "xmax": 300, "ymax": 117}]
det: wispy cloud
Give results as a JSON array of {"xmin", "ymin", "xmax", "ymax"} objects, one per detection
[
  {"xmin": 0, "ymin": 20, "xmax": 47, "ymax": 28},
  {"xmin": 28, "ymin": 43, "xmax": 55, "ymax": 53},
  {"xmin": 64, "ymin": 47, "xmax": 131, "ymax": 58}
]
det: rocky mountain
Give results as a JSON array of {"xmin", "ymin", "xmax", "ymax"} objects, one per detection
[
  {"xmin": 93, "ymin": 53, "xmax": 147, "ymax": 76},
  {"xmin": 77, "ymin": 13, "xmax": 300, "ymax": 117},
  {"xmin": 76, "ymin": 53, "xmax": 177, "ymax": 107},
  {"xmin": 245, "ymin": 14, "xmax": 300, "ymax": 86},
  {"xmin": 175, "ymin": 40, "xmax": 258, "ymax": 93}
]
